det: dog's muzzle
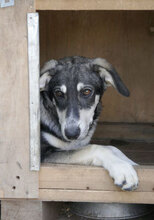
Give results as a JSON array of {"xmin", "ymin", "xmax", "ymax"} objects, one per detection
[{"xmin": 65, "ymin": 126, "xmax": 80, "ymax": 140}]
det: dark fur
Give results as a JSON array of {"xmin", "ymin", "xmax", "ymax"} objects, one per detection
[{"xmin": 40, "ymin": 56, "xmax": 129, "ymax": 160}]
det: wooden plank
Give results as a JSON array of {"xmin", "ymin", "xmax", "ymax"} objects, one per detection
[
  {"xmin": 0, "ymin": 0, "xmax": 38, "ymax": 198},
  {"xmin": 0, "ymin": 190, "xmax": 4, "ymax": 198},
  {"xmin": 39, "ymin": 189, "xmax": 154, "ymax": 204},
  {"xmin": 1, "ymin": 201, "xmax": 62, "ymax": 220},
  {"xmin": 27, "ymin": 13, "xmax": 40, "ymax": 171},
  {"xmin": 93, "ymin": 123, "xmax": 154, "ymax": 142},
  {"xmin": 36, "ymin": 0, "xmax": 154, "ymax": 10},
  {"xmin": 1, "ymin": 200, "xmax": 43, "ymax": 220},
  {"xmin": 39, "ymin": 11, "xmax": 154, "ymax": 123},
  {"xmin": 39, "ymin": 164, "xmax": 154, "ymax": 192}
]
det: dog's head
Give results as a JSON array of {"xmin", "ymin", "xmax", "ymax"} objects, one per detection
[{"xmin": 40, "ymin": 56, "xmax": 129, "ymax": 141}]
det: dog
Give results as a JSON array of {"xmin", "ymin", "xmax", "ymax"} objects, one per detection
[{"xmin": 40, "ymin": 56, "xmax": 138, "ymax": 191}]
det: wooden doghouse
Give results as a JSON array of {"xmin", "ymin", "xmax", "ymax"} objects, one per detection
[{"xmin": 0, "ymin": 0, "xmax": 154, "ymax": 219}]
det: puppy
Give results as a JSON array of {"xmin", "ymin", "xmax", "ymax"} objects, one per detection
[{"xmin": 40, "ymin": 56, "xmax": 138, "ymax": 191}]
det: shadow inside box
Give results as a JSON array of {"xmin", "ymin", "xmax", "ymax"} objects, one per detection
[{"xmin": 59, "ymin": 202, "xmax": 154, "ymax": 220}]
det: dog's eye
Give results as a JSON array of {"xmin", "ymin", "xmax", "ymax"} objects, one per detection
[
  {"xmin": 54, "ymin": 90, "xmax": 64, "ymax": 98},
  {"xmin": 81, "ymin": 88, "xmax": 92, "ymax": 96}
]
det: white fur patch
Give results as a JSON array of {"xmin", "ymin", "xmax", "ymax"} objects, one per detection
[
  {"xmin": 40, "ymin": 72, "xmax": 51, "ymax": 91},
  {"xmin": 99, "ymin": 68, "xmax": 116, "ymax": 88},
  {"xmin": 41, "ymin": 59, "xmax": 57, "ymax": 74},
  {"xmin": 60, "ymin": 85, "xmax": 67, "ymax": 93},
  {"xmin": 78, "ymin": 95, "xmax": 100, "ymax": 139},
  {"xmin": 77, "ymin": 82, "xmax": 85, "ymax": 91},
  {"xmin": 56, "ymin": 108, "xmax": 67, "ymax": 139},
  {"xmin": 92, "ymin": 58, "xmax": 116, "ymax": 88},
  {"xmin": 42, "ymin": 132, "xmax": 68, "ymax": 149},
  {"xmin": 42, "ymin": 131, "xmax": 93, "ymax": 151},
  {"xmin": 40, "ymin": 59, "xmax": 57, "ymax": 91}
]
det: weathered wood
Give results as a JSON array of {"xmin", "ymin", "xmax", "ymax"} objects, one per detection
[
  {"xmin": 1, "ymin": 200, "xmax": 43, "ymax": 220},
  {"xmin": 0, "ymin": 0, "xmax": 38, "ymax": 198},
  {"xmin": 39, "ymin": 164, "xmax": 154, "ymax": 192},
  {"xmin": 39, "ymin": 164, "xmax": 154, "ymax": 203},
  {"xmin": 39, "ymin": 189, "xmax": 154, "ymax": 204},
  {"xmin": 1, "ymin": 201, "xmax": 62, "ymax": 220},
  {"xmin": 39, "ymin": 11, "xmax": 154, "ymax": 123},
  {"xmin": 0, "ymin": 190, "xmax": 4, "ymax": 198},
  {"xmin": 36, "ymin": 0, "xmax": 154, "ymax": 10},
  {"xmin": 27, "ymin": 12, "xmax": 40, "ymax": 171}
]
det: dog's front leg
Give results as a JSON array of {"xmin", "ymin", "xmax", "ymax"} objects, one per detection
[{"xmin": 43, "ymin": 144, "xmax": 138, "ymax": 191}]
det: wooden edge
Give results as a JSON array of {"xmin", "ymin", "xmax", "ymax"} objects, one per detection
[
  {"xmin": 2, "ymin": 190, "xmax": 154, "ymax": 204},
  {"xmin": 0, "ymin": 190, "xmax": 4, "ymax": 198},
  {"xmin": 27, "ymin": 12, "xmax": 40, "ymax": 171},
  {"xmin": 35, "ymin": 0, "xmax": 154, "ymax": 10},
  {"xmin": 39, "ymin": 189, "xmax": 154, "ymax": 204},
  {"xmin": 39, "ymin": 164, "xmax": 154, "ymax": 192}
]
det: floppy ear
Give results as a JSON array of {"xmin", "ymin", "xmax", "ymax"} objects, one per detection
[
  {"xmin": 40, "ymin": 60, "xmax": 58, "ymax": 91},
  {"xmin": 92, "ymin": 58, "xmax": 130, "ymax": 97}
]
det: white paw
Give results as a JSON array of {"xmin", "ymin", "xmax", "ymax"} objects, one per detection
[{"xmin": 108, "ymin": 160, "xmax": 138, "ymax": 191}]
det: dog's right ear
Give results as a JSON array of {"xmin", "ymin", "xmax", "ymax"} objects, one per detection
[
  {"xmin": 92, "ymin": 58, "xmax": 130, "ymax": 97},
  {"xmin": 40, "ymin": 60, "xmax": 58, "ymax": 91}
]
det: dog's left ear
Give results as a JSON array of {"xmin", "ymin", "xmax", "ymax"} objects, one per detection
[
  {"xmin": 40, "ymin": 60, "xmax": 58, "ymax": 91},
  {"xmin": 92, "ymin": 58, "xmax": 130, "ymax": 97}
]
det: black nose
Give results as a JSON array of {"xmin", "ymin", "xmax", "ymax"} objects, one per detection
[{"xmin": 65, "ymin": 126, "xmax": 80, "ymax": 140}]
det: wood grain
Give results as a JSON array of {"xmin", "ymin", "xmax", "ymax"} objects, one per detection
[
  {"xmin": 1, "ymin": 201, "xmax": 62, "ymax": 220},
  {"xmin": 1, "ymin": 200, "xmax": 43, "ymax": 220},
  {"xmin": 39, "ymin": 164, "xmax": 154, "ymax": 193},
  {"xmin": 0, "ymin": 0, "xmax": 38, "ymax": 198},
  {"xmin": 36, "ymin": 0, "xmax": 154, "ymax": 10},
  {"xmin": 39, "ymin": 189, "xmax": 154, "ymax": 204}
]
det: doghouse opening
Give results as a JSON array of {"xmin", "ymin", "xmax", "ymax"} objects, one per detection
[{"xmin": 38, "ymin": 10, "xmax": 154, "ymax": 165}]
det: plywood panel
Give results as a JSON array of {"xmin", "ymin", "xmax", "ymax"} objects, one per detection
[
  {"xmin": 39, "ymin": 165, "xmax": 154, "ymax": 192},
  {"xmin": 39, "ymin": 164, "xmax": 154, "ymax": 204},
  {"xmin": 0, "ymin": 0, "xmax": 38, "ymax": 198},
  {"xmin": 36, "ymin": 0, "xmax": 154, "ymax": 10},
  {"xmin": 1, "ymin": 201, "xmax": 61, "ymax": 220},
  {"xmin": 39, "ymin": 189, "xmax": 154, "ymax": 204},
  {"xmin": 39, "ymin": 11, "xmax": 154, "ymax": 123},
  {"xmin": 1, "ymin": 201, "xmax": 43, "ymax": 220}
]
